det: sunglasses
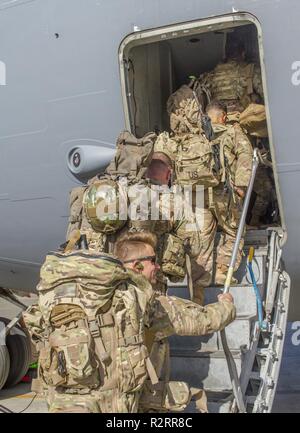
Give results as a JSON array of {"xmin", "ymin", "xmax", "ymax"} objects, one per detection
[{"xmin": 123, "ymin": 255, "xmax": 157, "ymax": 265}]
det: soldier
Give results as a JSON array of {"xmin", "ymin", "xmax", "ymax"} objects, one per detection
[
  {"xmin": 198, "ymin": 33, "xmax": 275, "ymax": 227},
  {"xmin": 22, "ymin": 245, "xmax": 156, "ymax": 413},
  {"xmin": 22, "ymin": 230, "xmax": 234, "ymax": 414},
  {"xmin": 72, "ymin": 130, "xmax": 199, "ymax": 296},
  {"xmin": 114, "ymin": 231, "xmax": 236, "ymax": 412},
  {"xmin": 188, "ymin": 100, "xmax": 253, "ymax": 305},
  {"xmin": 198, "ymin": 33, "xmax": 263, "ymax": 118},
  {"xmin": 65, "ymin": 130, "xmax": 202, "ymax": 410}
]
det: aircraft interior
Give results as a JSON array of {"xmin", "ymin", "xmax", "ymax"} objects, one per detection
[{"xmin": 122, "ymin": 22, "xmax": 280, "ymax": 227}]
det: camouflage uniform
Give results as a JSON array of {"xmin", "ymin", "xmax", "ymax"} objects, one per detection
[
  {"xmin": 23, "ymin": 252, "xmax": 157, "ymax": 413},
  {"xmin": 187, "ymin": 122, "xmax": 253, "ymax": 305},
  {"xmin": 128, "ymin": 271, "xmax": 236, "ymax": 412},
  {"xmin": 68, "ymin": 132, "xmax": 200, "ymax": 296},
  {"xmin": 148, "ymin": 293, "xmax": 236, "ymax": 337},
  {"xmin": 77, "ymin": 182, "xmax": 195, "ymax": 295},
  {"xmin": 199, "ymin": 60, "xmax": 263, "ymax": 115},
  {"xmin": 65, "ymin": 133, "xmax": 202, "ymax": 412},
  {"xmin": 23, "ymin": 259, "xmax": 235, "ymax": 413},
  {"xmin": 199, "ymin": 60, "xmax": 274, "ymax": 226}
]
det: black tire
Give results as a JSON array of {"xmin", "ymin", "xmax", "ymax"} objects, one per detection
[
  {"xmin": 0, "ymin": 322, "xmax": 10, "ymax": 390},
  {"xmin": 0, "ymin": 317, "xmax": 32, "ymax": 388}
]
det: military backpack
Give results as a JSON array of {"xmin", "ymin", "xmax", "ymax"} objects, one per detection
[
  {"xmin": 239, "ymin": 103, "xmax": 268, "ymax": 138},
  {"xmin": 174, "ymin": 133, "xmax": 221, "ymax": 188},
  {"xmin": 67, "ymin": 130, "xmax": 157, "ymax": 239},
  {"xmin": 23, "ymin": 249, "xmax": 157, "ymax": 413}
]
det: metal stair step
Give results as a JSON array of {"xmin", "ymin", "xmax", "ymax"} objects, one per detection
[
  {"xmin": 184, "ymin": 398, "xmax": 232, "ymax": 413},
  {"xmin": 243, "ymin": 229, "xmax": 269, "ymax": 247},
  {"xmin": 168, "ymin": 284, "xmax": 258, "ymax": 317},
  {"xmin": 184, "ymin": 391, "xmax": 233, "ymax": 413},
  {"xmin": 169, "ymin": 330, "xmax": 219, "ymax": 352},
  {"xmin": 169, "ymin": 315, "xmax": 257, "ymax": 352},
  {"xmin": 235, "ymin": 249, "xmax": 267, "ymax": 289},
  {"xmin": 249, "ymin": 371, "xmax": 262, "ymax": 380},
  {"xmin": 206, "ymin": 392, "xmax": 234, "ymax": 413},
  {"xmin": 167, "ymin": 229, "xmax": 271, "ymax": 403},
  {"xmin": 224, "ymin": 315, "xmax": 257, "ymax": 350},
  {"xmin": 170, "ymin": 350, "xmax": 242, "ymax": 391}
]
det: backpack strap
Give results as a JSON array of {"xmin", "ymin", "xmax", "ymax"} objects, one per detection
[
  {"xmin": 145, "ymin": 357, "xmax": 159, "ymax": 385},
  {"xmin": 64, "ymin": 230, "xmax": 81, "ymax": 253},
  {"xmin": 86, "ymin": 314, "xmax": 113, "ymax": 364}
]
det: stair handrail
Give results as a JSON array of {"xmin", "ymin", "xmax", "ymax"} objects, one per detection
[{"xmin": 221, "ymin": 148, "xmax": 260, "ymax": 413}]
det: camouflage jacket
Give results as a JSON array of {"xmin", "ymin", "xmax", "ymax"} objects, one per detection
[
  {"xmin": 147, "ymin": 294, "xmax": 236, "ymax": 339},
  {"xmin": 126, "ymin": 270, "xmax": 236, "ymax": 414},
  {"xmin": 212, "ymin": 123, "xmax": 253, "ymax": 189},
  {"xmin": 199, "ymin": 60, "xmax": 263, "ymax": 112},
  {"xmin": 125, "ymin": 270, "xmax": 236, "ymax": 349}
]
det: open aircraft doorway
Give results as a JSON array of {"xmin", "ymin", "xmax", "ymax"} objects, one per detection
[{"xmin": 119, "ymin": 13, "xmax": 289, "ymax": 413}]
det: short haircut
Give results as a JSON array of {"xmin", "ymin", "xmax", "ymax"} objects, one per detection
[
  {"xmin": 114, "ymin": 231, "xmax": 157, "ymax": 262},
  {"xmin": 151, "ymin": 152, "xmax": 172, "ymax": 169},
  {"xmin": 147, "ymin": 158, "xmax": 170, "ymax": 178},
  {"xmin": 206, "ymin": 100, "xmax": 227, "ymax": 116}
]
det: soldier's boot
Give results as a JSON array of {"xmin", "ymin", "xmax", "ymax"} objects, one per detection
[
  {"xmin": 192, "ymin": 271, "xmax": 212, "ymax": 305},
  {"xmin": 193, "ymin": 286, "xmax": 205, "ymax": 306},
  {"xmin": 214, "ymin": 264, "xmax": 238, "ymax": 286}
]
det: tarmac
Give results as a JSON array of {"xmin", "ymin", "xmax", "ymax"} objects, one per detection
[{"xmin": 0, "ymin": 294, "xmax": 299, "ymax": 413}]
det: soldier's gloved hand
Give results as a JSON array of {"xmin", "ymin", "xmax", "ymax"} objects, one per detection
[{"xmin": 218, "ymin": 293, "xmax": 234, "ymax": 304}]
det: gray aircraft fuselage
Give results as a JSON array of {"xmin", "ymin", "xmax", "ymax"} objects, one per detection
[{"xmin": 0, "ymin": 0, "xmax": 299, "ymax": 320}]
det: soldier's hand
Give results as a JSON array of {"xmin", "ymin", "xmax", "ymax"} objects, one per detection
[
  {"xmin": 234, "ymin": 186, "xmax": 246, "ymax": 198},
  {"xmin": 19, "ymin": 315, "xmax": 26, "ymax": 329},
  {"xmin": 218, "ymin": 293, "xmax": 234, "ymax": 304}
]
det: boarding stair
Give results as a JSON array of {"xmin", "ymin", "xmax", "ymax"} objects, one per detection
[{"xmin": 168, "ymin": 228, "xmax": 290, "ymax": 413}]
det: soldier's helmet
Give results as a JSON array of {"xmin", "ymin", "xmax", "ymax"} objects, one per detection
[{"xmin": 84, "ymin": 178, "xmax": 127, "ymax": 233}]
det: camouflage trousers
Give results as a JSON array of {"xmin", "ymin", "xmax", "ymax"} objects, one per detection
[
  {"xmin": 47, "ymin": 388, "xmax": 141, "ymax": 413},
  {"xmin": 250, "ymin": 165, "xmax": 273, "ymax": 226},
  {"xmin": 190, "ymin": 187, "xmax": 244, "ymax": 305}
]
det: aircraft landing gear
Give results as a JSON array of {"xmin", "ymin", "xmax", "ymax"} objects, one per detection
[{"xmin": 0, "ymin": 288, "xmax": 32, "ymax": 390}]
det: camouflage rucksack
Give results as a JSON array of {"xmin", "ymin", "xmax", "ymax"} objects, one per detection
[
  {"xmin": 105, "ymin": 130, "xmax": 157, "ymax": 181},
  {"xmin": 66, "ymin": 130, "xmax": 157, "ymax": 240},
  {"xmin": 165, "ymin": 80, "xmax": 224, "ymax": 188},
  {"xmin": 239, "ymin": 103, "xmax": 268, "ymax": 138},
  {"xmin": 167, "ymin": 84, "xmax": 206, "ymax": 136},
  {"xmin": 199, "ymin": 60, "xmax": 257, "ymax": 112},
  {"xmin": 23, "ymin": 250, "xmax": 157, "ymax": 413},
  {"xmin": 174, "ymin": 133, "xmax": 221, "ymax": 188}
]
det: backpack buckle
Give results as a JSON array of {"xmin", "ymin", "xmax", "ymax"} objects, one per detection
[
  {"xmin": 88, "ymin": 319, "xmax": 100, "ymax": 338},
  {"xmin": 119, "ymin": 334, "xmax": 143, "ymax": 347}
]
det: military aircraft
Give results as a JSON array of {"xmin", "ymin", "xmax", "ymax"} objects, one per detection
[{"xmin": 0, "ymin": 0, "xmax": 298, "ymax": 412}]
